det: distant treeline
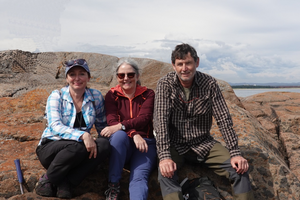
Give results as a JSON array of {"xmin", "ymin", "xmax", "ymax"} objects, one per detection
[
  {"xmin": 231, "ymin": 85, "xmax": 273, "ymax": 89},
  {"xmin": 231, "ymin": 85, "xmax": 300, "ymax": 89}
]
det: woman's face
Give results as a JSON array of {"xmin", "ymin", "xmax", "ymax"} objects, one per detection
[
  {"xmin": 117, "ymin": 63, "xmax": 139, "ymax": 92},
  {"xmin": 66, "ymin": 66, "xmax": 90, "ymax": 91}
]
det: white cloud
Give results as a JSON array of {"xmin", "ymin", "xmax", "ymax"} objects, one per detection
[
  {"xmin": 0, "ymin": 0, "xmax": 299, "ymax": 83},
  {"xmin": 0, "ymin": 38, "xmax": 36, "ymax": 51}
]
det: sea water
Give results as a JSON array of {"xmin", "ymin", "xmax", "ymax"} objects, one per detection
[{"xmin": 233, "ymin": 88, "xmax": 300, "ymax": 97}]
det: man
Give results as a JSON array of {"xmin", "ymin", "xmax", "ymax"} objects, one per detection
[{"xmin": 154, "ymin": 43, "xmax": 254, "ymax": 200}]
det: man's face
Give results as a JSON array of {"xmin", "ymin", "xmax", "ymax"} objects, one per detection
[{"xmin": 172, "ymin": 52, "xmax": 199, "ymax": 87}]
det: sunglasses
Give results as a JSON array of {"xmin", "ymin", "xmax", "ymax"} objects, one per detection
[
  {"xmin": 117, "ymin": 73, "xmax": 136, "ymax": 79},
  {"xmin": 65, "ymin": 59, "xmax": 86, "ymax": 67}
]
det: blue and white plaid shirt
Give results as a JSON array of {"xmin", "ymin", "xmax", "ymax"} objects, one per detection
[{"xmin": 38, "ymin": 86, "xmax": 106, "ymax": 145}]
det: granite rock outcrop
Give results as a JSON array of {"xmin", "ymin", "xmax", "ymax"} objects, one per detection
[{"xmin": 1, "ymin": 50, "xmax": 300, "ymax": 200}]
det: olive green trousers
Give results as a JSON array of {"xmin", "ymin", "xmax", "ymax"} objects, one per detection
[{"xmin": 158, "ymin": 143, "xmax": 254, "ymax": 200}]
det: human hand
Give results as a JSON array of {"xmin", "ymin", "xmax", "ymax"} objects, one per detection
[
  {"xmin": 133, "ymin": 134, "xmax": 148, "ymax": 153},
  {"xmin": 159, "ymin": 159, "xmax": 177, "ymax": 178},
  {"xmin": 230, "ymin": 156, "xmax": 249, "ymax": 174},
  {"xmin": 81, "ymin": 132, "xmax": 97, "ymax": 159},
  {"xmin": 100, "ymin": 124, "xmax": 121, "ymax": 137}
]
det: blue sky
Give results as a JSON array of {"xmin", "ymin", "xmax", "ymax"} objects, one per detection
[{"xmin": 0, "ymin": 0, "xmax": 299, "ymax": 83}]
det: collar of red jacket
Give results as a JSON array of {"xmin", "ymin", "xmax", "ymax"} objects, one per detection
[{"xmin": 110, "ymin": 84, "xmax": 147, "ymax": 97}]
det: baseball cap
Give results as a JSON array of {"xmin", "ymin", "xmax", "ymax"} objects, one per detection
[{"xmin": 64, "ymin": 59, "xmax": 90, "ymax": 76}]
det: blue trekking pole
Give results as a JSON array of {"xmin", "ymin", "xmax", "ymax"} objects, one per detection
[{"xmin": 14, "ymin": 159, "xmax": 24, "ymax": 194}]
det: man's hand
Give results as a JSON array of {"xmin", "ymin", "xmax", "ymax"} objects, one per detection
[
  {"xmin": 100, "ymin": 123, "xmax": 121, "ymax": 137},
  {"xmin": 133, "ymin": 134, "xmax": 148, "ymax": 153},
  {"xmin": 81, "ymin": 132, "xmax": 97, "ymax": 159},
  {"xmin": 159, "ymin": 159, "xmax": 177, "ymax": 178},
  {"xmin": 230, "ymin": 156, "xmax": 249, "ymax": 174}
]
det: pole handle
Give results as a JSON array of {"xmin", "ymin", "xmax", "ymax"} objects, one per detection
[{"xmin": 14, "ymin": 159, "xmax": 24, "ymax": 183}]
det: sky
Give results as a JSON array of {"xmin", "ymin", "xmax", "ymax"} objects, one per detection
[{"xmin": 0, "ymin": 0, "xmax": 299, "ymax": 84}]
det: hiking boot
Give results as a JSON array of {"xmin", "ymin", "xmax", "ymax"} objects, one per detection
[
  {"xmin": 105, "ymin": 182, "xmax": 120, "ymax": 200},
  {"xmin": 35, "ymin": 174, "xmax": 56, "ymax": 197},
  {"xmin": 57, "ymin": 179, "xmax": 72, "ymax": 199}
]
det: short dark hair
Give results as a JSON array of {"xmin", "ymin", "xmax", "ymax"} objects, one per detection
[{"xmin": 171, "ymin": 43, "xmax": 199, "ymax": 64}]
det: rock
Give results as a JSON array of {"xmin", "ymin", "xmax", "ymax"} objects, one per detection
[
  {"xmin": 217, "ymin": 79, "xmax": 245, "ymax": 109},
  {"xmin": 280, "ymin": 132, "xmax": 300, "ymax": 180},
  {"xmin": 1, "ymin": 50, "xmax": 300, "ymax": 199},
  {"xmin": 241, "ymin": 91, "xmax": 300, "ymax": 188}
]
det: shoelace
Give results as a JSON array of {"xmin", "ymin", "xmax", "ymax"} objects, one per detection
[
  {"xmin": 104, "ymin": 185, "xmax": 120, "ymax": 199},
  {"xmin": 38, "ymin": 176, "xmax": 52, "ymax": 186}
]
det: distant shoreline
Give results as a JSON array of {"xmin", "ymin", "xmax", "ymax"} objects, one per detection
[
  {"xmin": 232, "ymin": 86, "xmax": 300, "ymax": 89},
  {"xmin": 233, "ymin": 87, "xmax": 300, "ymax": 97}
]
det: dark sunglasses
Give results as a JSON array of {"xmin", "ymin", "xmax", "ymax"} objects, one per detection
[
  {"xmin": 65, "ymin": 59, "xmax": 86, "ymax": 67},
  {"xmin": 117, "ymin": 73, "xmax": 136, "ymax": 79}
]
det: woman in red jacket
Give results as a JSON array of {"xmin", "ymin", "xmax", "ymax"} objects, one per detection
[{"xmin": 100, "ymin": 58, "xmax": 156, "ymax": 200}]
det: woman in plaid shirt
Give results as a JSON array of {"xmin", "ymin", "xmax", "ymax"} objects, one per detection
[{"xmin": 35, "ymin": 59, "xmax": 110, "ymax": 199}]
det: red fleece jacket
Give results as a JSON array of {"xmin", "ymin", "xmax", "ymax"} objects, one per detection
[{"xmin": 105, "ymin": 84, "xmax": 155, "ymax": 138}]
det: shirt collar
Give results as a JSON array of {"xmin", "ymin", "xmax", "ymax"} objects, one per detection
[
  {"xmin": 172, "ymin": 71, "xmax": 200, "ymax": 89},
  {"xmin": 61, "ymin": 86, "xmax": 93, "ymax": 103},
  {"xmin": 110, "ymin": 84, "xmax": 147, "ymax": 97}
]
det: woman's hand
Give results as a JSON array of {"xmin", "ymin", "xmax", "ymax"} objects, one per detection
[
  {"xmin": 100, "ymin": 123, "xmax": 121, "ymax": 137},
  {"xmin": 81, "ymin": 132, "xmax": 97, "ymax": 159},
  {"xmin": 133, "ymin": 134, "xmax": 148, "ymax": 153}
]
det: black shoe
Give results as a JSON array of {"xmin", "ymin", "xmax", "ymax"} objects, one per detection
[
  {"xmin": 105, "ymin": 182, "xmax": 120, "ymax": 200},
  {"xmin": 57, "ymin": 179, "xmax": 72, "ymax": 199},
  {"xmin": 35, "ymin": 174, "xmax": 56, "ymax": 197}
]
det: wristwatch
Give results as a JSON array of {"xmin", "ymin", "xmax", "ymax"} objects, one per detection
[{"xmin": 121, "ymin": 124, "xmax": 126, "ymax": 131}]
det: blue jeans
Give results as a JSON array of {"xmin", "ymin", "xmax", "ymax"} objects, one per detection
[{"xmin": 109, "ymin": 130, "xmax": 157, "ymax": 200}]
